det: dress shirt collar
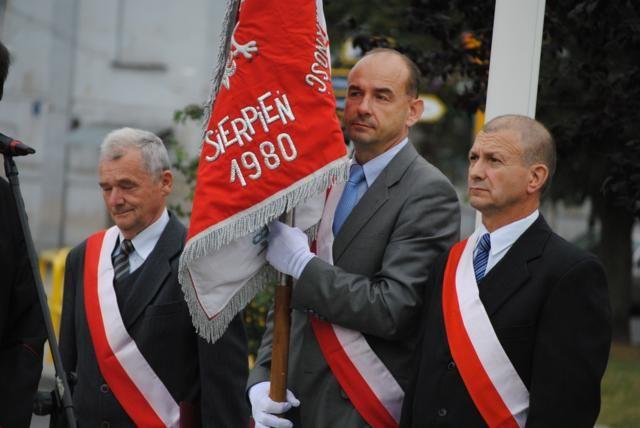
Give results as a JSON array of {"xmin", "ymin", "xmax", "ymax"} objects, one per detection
[
  {"xmin": 354, "ymin": 138, "xmax": 409, "ymax": 187},
  {"xmin": 476, "ymin": 209, "xmax": 540, "ymax": 256},
  {"xmin": 117, "ymin": 208, "xmax": 169, "ymax": 261}
]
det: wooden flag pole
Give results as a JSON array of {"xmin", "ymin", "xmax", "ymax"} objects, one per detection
[{"xmin": 269, "ymin": 209, "xmax": 295, "ymax": 403}]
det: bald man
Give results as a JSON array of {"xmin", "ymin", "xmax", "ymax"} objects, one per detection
[
  {"xmin": 401, "ymin": 115, "xmax": 611, "ymax": 427},
  {"xmin": 248, "ymin": 48, "xmax": 460, "ymax": 427}
]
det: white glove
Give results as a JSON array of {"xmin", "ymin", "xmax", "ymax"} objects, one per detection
[
  {"xmin": 249, "ymin": 381, "xmax": 301, "ymax": 428},
  {"xmin": 266, "ymin": 221, "xmax": 314, "ymax": 279}
]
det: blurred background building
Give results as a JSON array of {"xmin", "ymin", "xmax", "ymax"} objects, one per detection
[{"xmin": 0, "ymin": 0, "xmax": 225, "ymax": 250}]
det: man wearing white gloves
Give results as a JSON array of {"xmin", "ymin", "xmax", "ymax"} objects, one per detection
[{"xmin": 247, "ymin": 48, "xmax": 461, "ymax": 427}]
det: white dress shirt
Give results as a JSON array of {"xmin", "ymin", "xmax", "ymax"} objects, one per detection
[
  {"xmin": 474, "ymin": 209, "xmax": 539, "ymax": 275},
  {"xmin": 113, "ymin": 208, "xmax": 170, "ymax": 274}
]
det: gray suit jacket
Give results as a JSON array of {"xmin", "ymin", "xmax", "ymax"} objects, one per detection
[{"xmin": 249, "ymin": 142, "xmax": 461, "ymax": 427}]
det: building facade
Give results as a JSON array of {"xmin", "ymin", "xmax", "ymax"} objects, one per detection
[{"xmin": 0, "ymin": 0, "xmax": 224, "ymax": 248}]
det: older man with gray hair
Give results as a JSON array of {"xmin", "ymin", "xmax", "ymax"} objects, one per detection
[
  {"xmin": 401, "ymin": 115, "xmax": 611, "ymax": 427},
  {"xmin": 58, "ymin": 127, "xmax": 249, "ymax": 427}
]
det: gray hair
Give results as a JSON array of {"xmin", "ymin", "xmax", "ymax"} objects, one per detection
[
  {"xmin": 100, "ymin": 127, "xmax": 171, "ymax": 179},
  {"xmin": 483, "ymin": 114, "xmax": 556, "ymax": 193}
]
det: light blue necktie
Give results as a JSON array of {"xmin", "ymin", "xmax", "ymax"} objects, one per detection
[
  {"xmin": 473, "ymin": 233, "xmax": 491, "ymax": 282},
  {"xmin": 333, "ymin": 164, "xmax": 367, "ymax": 235}
]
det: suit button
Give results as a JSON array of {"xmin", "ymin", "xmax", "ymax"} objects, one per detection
[
  {"xmin": 447, "ymin": 360, "xmax": 456, "ymax": 370},
  {"xmin": 339, "ymin": 388, "xmax": 349, "ymax": 400},
  {"xmin": 438, "ymin": 408, "xmax": 447, "ymax": 417},
  {"xmin": 100, "ymin": 383, "xmax": 109, "ymax": 393},
  {"xmin": 101, "ymin": 422, "xmax": 110, "ymax": 428}
]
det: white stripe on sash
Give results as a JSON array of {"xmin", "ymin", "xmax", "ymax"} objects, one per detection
[
  {"xmin": 456, "ymin": 231, "xmax": 529, "ymax": 427},
  {"xmin": 98, "ymin": 227, "xmax": 180, "ymax": 427},
  {"xmin": 314, "ymin": 181, "xmax": 404, "ymax": 423}
]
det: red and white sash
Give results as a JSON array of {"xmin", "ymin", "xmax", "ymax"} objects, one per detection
[
  {"xmin": 310, "ymin": 181, "xmax": 403, "ymax": 428},
  {"xmin": 84, "ymin": 227, "xmax": 180, "ymax": 427},
  {"xmin": 442, "ymin": 232, "xmax": 529, "ymax": 428}
]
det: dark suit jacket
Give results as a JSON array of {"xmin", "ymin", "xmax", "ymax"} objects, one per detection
[
  {"xmin": 0, "ymin": 177, "xmax": 46, "ymax": 427},
  {"xmin": 59, "ymin": 213, "xmax": 249, "ymax": 427},
  {"xmin": 249, "ymin": 142, "xmax": 461, "ymax": 427},
  {"xmin": 401, "ymin": 216, "xmax": 612, "ymax": 428}
]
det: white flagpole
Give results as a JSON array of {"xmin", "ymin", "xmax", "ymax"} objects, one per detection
[
  {"xmin": 485, "ymin": 0, "xmax": 546, "ymax": 121},
  {"xmin": 477, "ymin": 0, "xmax": 547, "ymax": 227}
]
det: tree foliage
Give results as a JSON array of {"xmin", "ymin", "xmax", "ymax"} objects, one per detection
[
  {"xmin": 540, "ymin": 1, "xmax": 640, "ymax": 216},
  {"xmin": 325, "ymin": 0, "xmax": 640, "ymax": 337},
  {"xmin": 327, "ymin": 0, "xmax": 640, "ymax": 217}
]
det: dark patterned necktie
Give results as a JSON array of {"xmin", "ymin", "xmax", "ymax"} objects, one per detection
[
  {"xmin": 112, "ymin": 238, "xmax": 135, "ymax": 282},
  {"xmin": 473, "ymin": 233, "xmax": 491, "ymax": 282}
]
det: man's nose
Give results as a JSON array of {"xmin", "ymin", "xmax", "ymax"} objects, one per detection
[
  {"xmin": 109, "ymin": 188, "xmax": 124, "ymax": 205},
  {"xmin": 357, "ymin": 95, "xmax": 372, "ymax": 116},
  {"xmin": 469, "ymin": 160, "xmax": 485, "ymax": 181}
]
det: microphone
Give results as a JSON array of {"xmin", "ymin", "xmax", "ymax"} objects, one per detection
[{"xmin": 0, "ymin": 132, "xmax": 36, "ymax": 156}]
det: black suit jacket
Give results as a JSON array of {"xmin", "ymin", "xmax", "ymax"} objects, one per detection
[
  {"xmin": 401, "ymin": 216, "xmax": 611, "ymax": 428},
  {"xmin": 0, "ymin": 177, "xmax": 46, "ymax": 427},
  {"xmin": 59, "ymin": 213, "xmax": 249, "ymax": 427}
]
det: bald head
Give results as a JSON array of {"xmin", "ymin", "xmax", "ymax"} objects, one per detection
[
  {"xmin": 483, "ymin": 115, "xmax": 556, "ymax": 192},
  {"xmin": 344, "ymin": 48, "xmax": 425, "ymax": 162},
  {"xmin": 360, "ymin": 48, "xmax": 421, "ymax": 98}
]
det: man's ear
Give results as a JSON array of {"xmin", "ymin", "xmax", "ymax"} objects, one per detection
[
  {"xmin": 527, "ymin": 164, "xmax": 549, "ymax": 194},
  {"xmin": 160, "ymin": 170, "xmax": 173, "ymax": 196},
  {"xmin": 406, "ymin": 98, "xmax": 424, "ymax": 127}
]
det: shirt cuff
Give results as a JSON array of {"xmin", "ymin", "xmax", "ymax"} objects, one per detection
[{"xmin": 292, "ymin": 252, "xmax": 316, "ymax": 279}]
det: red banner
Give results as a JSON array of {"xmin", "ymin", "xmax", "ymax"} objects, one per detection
[{"xmin": 179, "ymin": 0, "xmax": 347, "ymax": 342}]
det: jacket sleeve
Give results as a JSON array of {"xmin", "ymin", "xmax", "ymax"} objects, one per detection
[
  {"xmin": 291, "ymin": 177, "xmax": 460, "ymax": 340},
  {"xmin": 59, "ymin": 247, "xmax": 81, "ymax": 377},
  {"xmin": 526, "ymin": 257, "xmax": 612, "ymax": 427},
  {"xmin": 0, "ymin": 181, "xmax": 46, "ymax": 427},
  {"xmin": 199, "ymin": 313, "xmax": 250, "ymax": 427},
  {"xmin": 398, "ymin": 259, "xmax": 442, "ymax": 428}
]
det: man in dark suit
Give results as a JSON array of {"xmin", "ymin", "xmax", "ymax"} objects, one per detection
[
  {"xmin": 401, "ymin": 115, "xmax": 612, "ymax": 427},
  {"xmin": 59, "ymin": 128, "xmax": 249, "ymax": 427},
  {"xmin": 248, "ymin": 49, "xmax": 461, "ymax": 427},
  {"xmin": 0, "ymin": 39, "xmax": 46, "ymax": 427}
]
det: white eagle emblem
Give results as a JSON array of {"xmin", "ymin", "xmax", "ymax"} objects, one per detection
[{"xmin": 221, "ymin": 5, "xmax": 258, "ymax": 91}]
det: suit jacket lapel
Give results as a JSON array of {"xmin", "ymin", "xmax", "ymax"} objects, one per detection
[
  {"xmin": 120, "ymin": 214, "xmax": 183, "ymax": 329},
  {"xmin": 333, "ymin": 142, "xmax": 419, "ymax": 263},
  {"xmin": 479, "ymin": 216, "xmax": 551, "ymax": 316}
]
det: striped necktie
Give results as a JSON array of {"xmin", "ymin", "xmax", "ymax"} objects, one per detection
[
  {"xmin": 112, "ymin": 238, "xmax": 135, "ymax": 282},
  {"xmin": 473, "ymin": 233, "xmax": 491, "ymax": 282}
]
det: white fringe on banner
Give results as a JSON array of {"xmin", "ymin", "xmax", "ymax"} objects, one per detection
[
  {"xmin": 182, "ymin": 264, "xmax": 278, "ymax": 343},
  {"xmin": 201, "ymin": 0, "xmax": 241, "ymax": 137},
  {"xmin": 181, "ymin": 157, "xmax": 348, "ymax": 261},
  {"xmin": 179, "ymin": 157, "xmax": 348, "ymax": 342}
]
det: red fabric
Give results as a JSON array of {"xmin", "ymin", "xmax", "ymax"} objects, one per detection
[
  {"xmin": 84, "ymin": 231, "xmax": 166, "ymax": 427},
  {"xmin": 311, "ymin": 318, "xmax": 398, "ymax": 428},
  {"xmin": 187, "ymin": 0, "xmax": 345, "ymax": 240},
  {"xmin": 442, "ymin": 240, "xmax": 518, "ymax": 428}
]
